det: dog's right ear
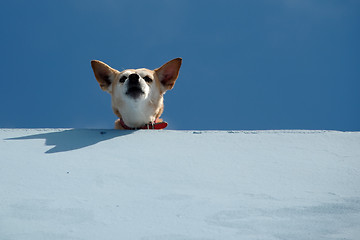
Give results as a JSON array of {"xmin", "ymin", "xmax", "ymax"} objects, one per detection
[{"xmin": 91, "ymin": 60, "xmax": 119, "ymax": 92}]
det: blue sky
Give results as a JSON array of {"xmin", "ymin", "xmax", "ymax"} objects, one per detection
[{"xmin": 1, "ymin": 0, "xmax": 359, "ymax": 130}]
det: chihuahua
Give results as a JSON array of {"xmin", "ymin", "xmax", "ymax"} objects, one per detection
[{"xmin": 91, "ymin": 58, "xmax": 182, "ymax": 129}]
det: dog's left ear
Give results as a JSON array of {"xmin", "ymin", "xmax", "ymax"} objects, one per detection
[
  {"xmin": 91, "ymin": 60, "xmax": 119, "ymax": 93},
  {"xmin": 155, "ymin": 58, "xmax": 182, "ymax": 91}
]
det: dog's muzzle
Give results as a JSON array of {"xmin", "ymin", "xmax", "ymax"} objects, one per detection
[{"xmin": 126, "ymin": 74, "xmax": 144, "ymax": 98}]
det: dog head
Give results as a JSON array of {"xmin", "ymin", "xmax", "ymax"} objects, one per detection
[{"xmin": 91, "ymin": 58, "xmax": 182, "ymax": 128}]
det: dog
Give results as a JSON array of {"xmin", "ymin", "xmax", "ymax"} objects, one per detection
[{"xmin": 91, "ymin": 58, "xmax": 182, "ymax": 129}]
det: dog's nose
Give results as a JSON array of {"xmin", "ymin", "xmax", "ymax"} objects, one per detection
[{"xmin": 128, "ymin": 74, "xmax": 140, "ymax": 85}]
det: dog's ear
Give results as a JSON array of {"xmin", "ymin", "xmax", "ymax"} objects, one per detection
[
  {"xmin": 91, "ymin": 60, "xmax": 119, "ymax": 92},
  {"xmin": 155, "ymin": 58, "xmax": 182, "ymax": 91}
]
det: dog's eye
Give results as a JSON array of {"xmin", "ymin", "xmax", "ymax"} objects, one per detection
[
  {"xmin": 119, "ymin": 76, "xmax": 127, "ymax": 83},
  {"xmin": 144, "ymin": 76, "xmax": 153, "ymax": 83}
]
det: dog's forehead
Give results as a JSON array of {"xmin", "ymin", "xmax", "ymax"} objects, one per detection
[{"xmin": 121, "ymin": 68, "xmax": 154, "ymax": 76}]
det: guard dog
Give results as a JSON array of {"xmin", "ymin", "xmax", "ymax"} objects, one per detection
[{"xmin": 91, "ymin": 58, "xmax": 182, "ymax": 129}]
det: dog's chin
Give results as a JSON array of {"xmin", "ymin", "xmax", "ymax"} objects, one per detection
[{"xmin": 126, "ymin": 87, "xmax": 145, "ymax": 99}]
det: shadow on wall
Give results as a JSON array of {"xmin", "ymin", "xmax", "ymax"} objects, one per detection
[{"xmin": 6, "ymin": 129, "xmax": 133, "ymax": 154}]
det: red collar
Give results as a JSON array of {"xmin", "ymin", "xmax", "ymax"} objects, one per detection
[{"xmin": 120, "ymin": 118, "xmax": 168, "ymax": 130}]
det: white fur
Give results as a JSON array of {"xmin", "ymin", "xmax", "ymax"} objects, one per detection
[{"xmin": 120, "ymin": 97, "xmax": 157, "ymax": 127}]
